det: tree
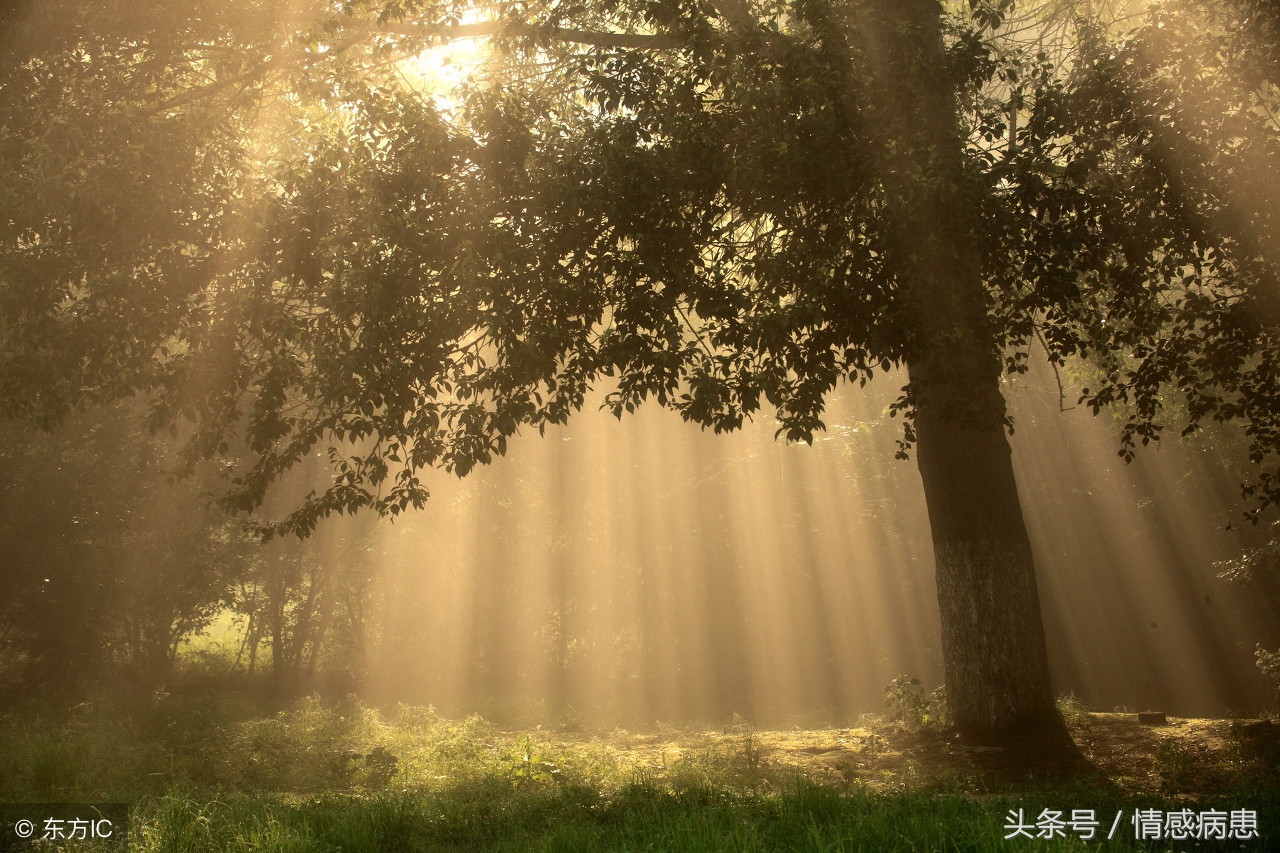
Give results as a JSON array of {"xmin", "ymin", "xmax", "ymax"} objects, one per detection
[
  {"xmin": 229, "ymin": 512, "xmax": 380, "ymax": 695},
  {"xmin": 2, "ymin": 0, "xmax": 1277, "ymax": 734},
  {"xmin": 0, "ymin": 398, "xmax": 246, "ymax": 692}
]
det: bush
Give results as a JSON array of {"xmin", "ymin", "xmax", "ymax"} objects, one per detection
[{"xmin": 882, "ymin": 676, "xmax": 946, "ymax": 731}]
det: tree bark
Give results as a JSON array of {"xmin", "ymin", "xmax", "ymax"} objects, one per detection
[
  {"xmin": 867, "ymin": 0, "xmax": 1062, "ymax": 735},
  {"xmin": 909, "ymin": 355, "xmax": 1060, "ymax": 734}
]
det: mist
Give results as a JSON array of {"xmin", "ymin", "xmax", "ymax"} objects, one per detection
[{"xmin": 326, "ymin": 363, "xmax": 1277, "ymax": 725}]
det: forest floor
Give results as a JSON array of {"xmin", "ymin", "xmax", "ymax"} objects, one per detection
[
  {"xmin": 558, "ymin": 712, "xmax": 1272, "ymax": 795},
  {"xmin": 476, "ymin": 707, "xmax": 1280, "ymax": 798},
  {"xmin": 1, "ymin": 693, "xmax": 1278, "ymax": 850}
]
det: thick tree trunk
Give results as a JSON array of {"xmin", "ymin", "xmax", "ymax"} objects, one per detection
[
  {"xmin": 867, "ymin": 0, "xmax": 1062, "ymax": 735},
  {"xmin": 909, "ymin": 352, "xmax": 1059, "ymax": 734}
]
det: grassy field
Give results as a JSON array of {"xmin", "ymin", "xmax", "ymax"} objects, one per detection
[{"xmin": 1, "ymin": 691, "xmax": 1277, "ymax": 851}]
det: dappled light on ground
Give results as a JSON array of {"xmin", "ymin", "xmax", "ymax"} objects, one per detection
[{"xmin": 4, "ymin": 693, "xmax": 1277, "ymax": 802}]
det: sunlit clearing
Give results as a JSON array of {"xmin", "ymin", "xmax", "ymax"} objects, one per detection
[
  {"xmin": 1010, "ymin": 366, "xmax": 1274, "ymax": 718},
  {"xmin": 365, "ymin": 379, "xmax": 941, "ymax": 726},
  {"xmin": 345, "ymin": 362, "xmax": 1275, "ymax": 727}
]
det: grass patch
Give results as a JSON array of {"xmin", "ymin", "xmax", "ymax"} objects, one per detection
[
  {"xmin": 2, "ymin": 691, "xmax": 1278, "ymax": 851},
  {"xmin": 119, "ymin": 783, "xmax": 1279, "ymax": 852}
]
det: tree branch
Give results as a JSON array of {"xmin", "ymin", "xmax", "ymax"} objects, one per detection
[
  {"xmin": 708, "ymin": 0, "xmax": 759, "ymax": 37},
  {"xmin": 356, "ymin": 19, "xmax": 681, "ymax": 50},
  {"xmin": 144, "ymin": 15, "xmax": 684, "ymax": 118},
  {"xmin": 144, "ymin": 35, "xmax": 365, "ymax": 116}
]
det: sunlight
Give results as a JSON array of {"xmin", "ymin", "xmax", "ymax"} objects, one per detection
[
  {"xmin": 396, "ymin": 11, "xmax": 492, "ymax": 112},
  {"xmin": 357, "ymin": 359, "xmax": 1273, "ymax": 725}
]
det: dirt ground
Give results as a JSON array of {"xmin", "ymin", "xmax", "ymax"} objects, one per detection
[{"xmin": 555, "ymin": 712, "xmax": 1280, "ymax": 794}]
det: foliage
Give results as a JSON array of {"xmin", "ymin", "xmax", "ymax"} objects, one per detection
[
  {"xmin": 0, "ymin": 1, "xmax": 291, "ymax": 424},
  {"xmin": 1215, "ymin": 521, "xmax": 1280, "ymax": 586},
  {"xmin": 1054, "ymin": 693, "xmax": 1092, "ymax": 730},
  {"xmin": 882, "ymin": 675, "xmax": 928, "ymax": 728},
  {"xmin": 0, "ymin": 398, "xmax": 382, "ymax": 695},
  {"xmin": 1214, "ymin": 520, "xmax": 1280, "ymax": 706},
  {"xmin": 226, "ymin": 514, "xmax": 381, "ymax": 693},
  {"xmin": 1257, "ymin": 645, "xmax": 1280, "ymax": 707},
  {"xmin": 1, "ymin": 0, "xmax": 1276, "ymax": 535},
  {"xmin": 0, "ymin": 399, "xmax": 250, "ymax": 692},
  {"xmin": 882, "ymin": 675, "xmax": 947, "ymax": 731},
  {"xmin": 3, "ymin": 693, "xmax": 1280, "ymax": 851},
  {"xmin": 993, "ymin": 1, "xmax": 1280, "ymax": 520}
]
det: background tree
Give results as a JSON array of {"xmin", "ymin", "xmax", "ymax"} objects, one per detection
[
  {"xmin": 0, "ymin": 398, "xmax": 382, "ymax": 697},
  {"xmin": 230, "ymin": 513, "xmax": 379, "ymax": 695},
  {"xmin": 0, "ymin": 398, "xmax": 245, "ymax": 693}
]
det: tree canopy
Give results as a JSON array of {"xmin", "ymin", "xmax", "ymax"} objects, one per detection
[
  {"xmin": 2, "ymin": 0, "xmax": 1276, "ymax": 537},
  {"xmin": 3, "ymin": 0, "xmax": 1280, "ymax": 733}
]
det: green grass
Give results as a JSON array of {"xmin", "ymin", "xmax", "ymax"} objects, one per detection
[
  {"xmin": 2, "ymin": 692, "xmax": 1277, "ymax": 851},
  {"xmin": 116, "ymin": 783, "xmax": 1278, "ymax": 852}
]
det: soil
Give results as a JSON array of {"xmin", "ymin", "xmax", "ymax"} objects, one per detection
[{"xmin": 562, "ymin": 713, "xmax": 1280, "ymax": 794}]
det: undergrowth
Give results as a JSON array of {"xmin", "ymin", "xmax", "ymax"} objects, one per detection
[{"xmin": 2, "ymin": 691, "xmax": 1278, "ymax": 851}]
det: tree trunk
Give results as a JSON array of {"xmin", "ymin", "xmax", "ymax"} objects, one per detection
[
  {"xmin": 268, "ymin": 552, "xmax": 292, "ymax": 696},
  {"xmin": 867, "ymin": 0, "xmax": 1062, "ymax": 735},
  {"xmin": 909, "ymin": 355, "xmax": 1059, "ymax": 734}
]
